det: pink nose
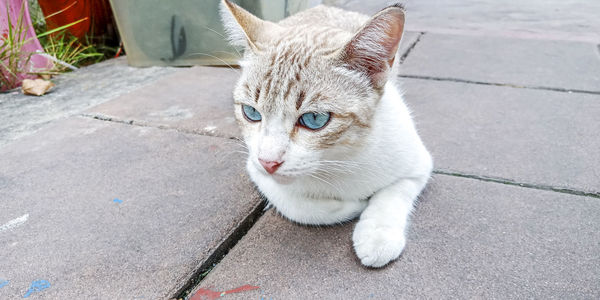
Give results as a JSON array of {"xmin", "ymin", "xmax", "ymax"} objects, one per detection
[{"xmin": 259, "ymin": 159, "xmax": 283, "ymax": 174}]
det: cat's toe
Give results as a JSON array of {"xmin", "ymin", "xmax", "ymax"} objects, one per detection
[{"xmin": 352, "ymin": 219, "xmax": 406, "ymax": 268}]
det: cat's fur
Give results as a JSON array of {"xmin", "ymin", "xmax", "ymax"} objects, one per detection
[{"xmin": 221, "ymin": 0, "xmax": 432, "ymax": 267}]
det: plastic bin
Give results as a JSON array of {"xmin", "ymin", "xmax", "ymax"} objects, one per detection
[{"xmin": 109, "ymin": 0, "xmax": 321, "ymax": 67}]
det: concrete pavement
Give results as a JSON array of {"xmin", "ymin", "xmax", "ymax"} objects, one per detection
[
  {"xmin": 0, "ymin": 57, "xmax": 177, "ymax": 148},
  {"xmin": 1, "ymin": 0, "xmax": 599, "ymax": 299}
]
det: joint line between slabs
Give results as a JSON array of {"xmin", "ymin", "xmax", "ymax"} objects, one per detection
[
  {"xmin": 80, "ymin": 113, "xmax": 237, "ymax": 140},
  {"xmin": 399, "ymin": 74, "xmax": 600, "ymax": 95},
  {"xmin": 399, "ymin": 32, "xmax": 425, "ymax": 64},
  {"xmin": 173, "ymin": 200, "xmax": 268, "ymax": 299},
  {"xmin": 433, "ymin": 169, "xmax": 600, "ymax": 199}
]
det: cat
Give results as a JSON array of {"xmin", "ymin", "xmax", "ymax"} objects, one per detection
[{"xmin": 220, "ymin": 0, "xmax": 432, "ymax": 268}]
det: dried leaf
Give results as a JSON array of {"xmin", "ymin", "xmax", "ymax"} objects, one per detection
[{"xmin": 22, "ymin": 79, "xmax": 55, "ymax": 96}]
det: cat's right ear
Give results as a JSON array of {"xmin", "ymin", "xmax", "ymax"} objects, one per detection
[{"xmin": 220, "ymin": 0, "xmax": 278, "ymax": 53}]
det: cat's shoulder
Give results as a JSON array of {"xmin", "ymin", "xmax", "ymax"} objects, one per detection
[{"xmin": 277, "ymin": 5, "xmax": 369, "ymax": 33}]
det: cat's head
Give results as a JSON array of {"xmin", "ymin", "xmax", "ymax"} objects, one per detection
[{"xmin": 221, "ymin": 0, "xmax": 405, "ymax": 181}]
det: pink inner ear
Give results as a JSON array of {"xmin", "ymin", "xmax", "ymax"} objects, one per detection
[{"xmin": 342, "ymin": 7, "xmax": 405, "ymax": 86}]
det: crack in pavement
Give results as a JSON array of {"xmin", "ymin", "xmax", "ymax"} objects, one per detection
[
  {"xmin": 400, "ymin": 32, "xmax": 426, "ymax": 64},
  {"xmin": 81, "ymin": 113, "xmax": 238, "ymax": 140},
  {"xmin": 398, "ymin": 74, "xmax": 600, "ymax": 95},
  {"xmin": 434, "ymin": 169, "xmax": 600, "ymax": 199}
]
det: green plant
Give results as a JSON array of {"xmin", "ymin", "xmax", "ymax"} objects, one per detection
[
  {"xmin": 40, "ymin": 32, "xmax": 103, "ymax": 73},
  {"xmin": 27, "ymin": 0, "xmax": 45, "ymax": 34}
]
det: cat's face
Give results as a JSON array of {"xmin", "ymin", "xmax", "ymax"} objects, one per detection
[
  {"xmin": 233, "ymin": 46, "xmax": 378, "ymax": 181},
  {"xmin": 221, "ymin": 1, "xmax": 405, "ymax": 181}
]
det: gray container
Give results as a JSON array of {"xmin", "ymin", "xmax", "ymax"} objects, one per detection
[{"xmin": 109, "ymin": 0, "xmax": 321, "ymax": 67}]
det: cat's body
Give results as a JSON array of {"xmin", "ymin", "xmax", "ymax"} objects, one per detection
[{"xmin": 221, "ymin": 1, "xmax": 432, "ymax": 267}]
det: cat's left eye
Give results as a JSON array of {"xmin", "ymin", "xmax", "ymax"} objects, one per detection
[{"xmin": 298, "ymin": 112, "xmax": 331, "ymax": 130}]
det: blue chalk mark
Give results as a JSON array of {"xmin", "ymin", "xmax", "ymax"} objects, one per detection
[
  {"xmin": 0, "ymin": 279, "xmax": 9, "ymax": 288},
  {"xmin": 113, "ymin": 198, "xmax": 123, "ymax": 204},
  {"xmin": 23, "ymin": 280, "xmax": 50, "ymax": 298}
]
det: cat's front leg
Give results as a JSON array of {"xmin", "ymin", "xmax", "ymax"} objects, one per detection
[{"xmin": 352, "ymin": 176, "xmax": 428, "ymax": 268}]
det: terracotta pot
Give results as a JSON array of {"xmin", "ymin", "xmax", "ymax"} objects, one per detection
[{"xmin": 38, "ymin": 0, "xmax": 117, "ymax": 42}]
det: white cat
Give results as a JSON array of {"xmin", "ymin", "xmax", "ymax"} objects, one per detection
[{"xmin": 221, "ymin": 0, "xmax": 432, "ymax": 267}]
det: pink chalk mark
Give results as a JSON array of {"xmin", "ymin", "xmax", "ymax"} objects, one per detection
[{"xmin": 190, "ymin": 285, "xmax": 260, "ymax": 300}]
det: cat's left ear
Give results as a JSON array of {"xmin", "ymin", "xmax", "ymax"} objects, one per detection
[
  {"xmin": 220, "ymin": 0, "xmax": 280, "ymax": 53},
  {"xmin": 339, "ymin": 4, "xmax": 405, "ymax": 88}
]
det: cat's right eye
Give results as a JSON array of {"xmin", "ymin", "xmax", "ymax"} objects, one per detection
[{"xmin": 242, "ymin": 104, "xmax": 262, "ymax": 122}]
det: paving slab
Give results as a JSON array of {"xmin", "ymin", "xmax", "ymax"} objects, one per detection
[
  {"xmin": 0, "ymin": 116, "xmax": 259, "ymax": 299},
  {"xmin": 400, "ymin": 33, "xmax": 600, "ymax": 92},
  {"xmin": 195, "ymin": 175, "xmax": 600, "ymax": 299},
  {"xmin": 86, "ymin": 66, "xmax": 241, "ymax": 139},
  {"xmin": 403, "ymin": 0, "xmax": 600, "ymax": 43},
  {"xmin": 400, "ymin": 78, "xmax": 600, "ymax": 195},
  {"xmin": 0, "ymin": 57, "xmax": 178, "ymax": 148},
  {"xmin": 326, "ymin": 0, "xmax": 600, "ymax": 43}
]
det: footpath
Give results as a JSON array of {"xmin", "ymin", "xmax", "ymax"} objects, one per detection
[{"xmin": 1, "ymin": 0, "xmax": 599, "ymax": 298}]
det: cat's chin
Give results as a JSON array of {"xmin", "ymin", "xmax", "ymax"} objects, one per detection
[{"xmin": 270, "ymin": 173, "xmax": 296, "ymax": 185}]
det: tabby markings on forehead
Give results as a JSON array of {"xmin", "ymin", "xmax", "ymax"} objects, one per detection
[
  {"xmin": 263, "ymin": 74, "xmax": 273, "ymax": 100},
  {"xmin": 254, "ymin": 86, "xmax": 260, "ymax": 102},
  {"xmin": 296, "ymin": 91, "xmax": 306, "ymax": 110},
  {"xmin": 283, "ymin": 79, "xmax": 296, "ymax": 100},
  {"xmin": 302, "ymin": 92, "xmax": 326, "ymax": 110}
]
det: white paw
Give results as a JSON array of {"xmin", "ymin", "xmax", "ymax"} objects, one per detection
[{"xmin": 352, "ymin": 218, "xmax": 406, "ymax": 268}]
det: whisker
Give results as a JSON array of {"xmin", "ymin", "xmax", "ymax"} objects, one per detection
[
  {"xmin": 200, "ymin": 25, "xmax": 243, "ymax": 57},
  {"xmin": 185, "ymin": 52, "xmax": 241, "ymax": 74}
]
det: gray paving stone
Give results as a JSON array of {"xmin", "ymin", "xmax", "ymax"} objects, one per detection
[
  {"xmin": 404, "ymin": 0, "xmax": 600, "ymax": 42},
  {"xmin": 195, "ymin": 175, "xmax": 600, "ymax": 299},
  {"xmin": 0, "ymin": 57, "xmax": 178, "ymax": 149},
  {"xmin": 0, "ymin": 117, "xmax": 259, "ymax": 299},
  {"xmin": 399, "ymin": 78, "xmax": 600, "ymax": 195},
  {"xmin": 87, "ymin": 66, "xmax": 241, "ymax": 139},
  {"xmin": 326, "ymin": 0, "xmax": 600, "ymax": 43},
  {"xmin": 400, "ymin": 33, "xmax": 600, "ymax": 92}
]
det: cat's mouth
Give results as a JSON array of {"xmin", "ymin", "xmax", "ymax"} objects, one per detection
[{"xmin": 252, "ymin": 162, "xmax": 311, "ymax": 184}]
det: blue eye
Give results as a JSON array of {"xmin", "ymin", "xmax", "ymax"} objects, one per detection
[
  {"xmin": 298, "ymin": 112, "xmax": 331, "ymax": 130},
  {"xmin": 242, "ymin": 105, "xmax": 262, "ymax": 122}
]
